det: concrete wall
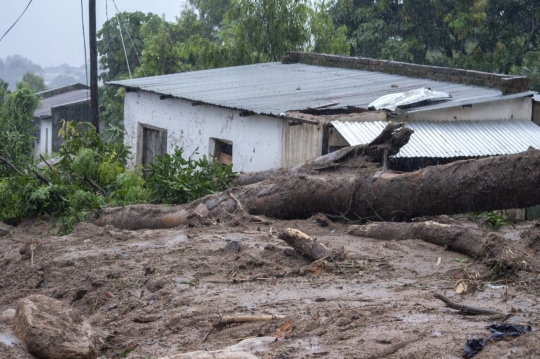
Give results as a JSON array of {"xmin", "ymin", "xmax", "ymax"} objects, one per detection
[
  {"xmin": 33, "ymin": 101, "xmax": 92, "ymax": 157},
  {"xmin": 533, "ymin": 99, "xmax": 540, "ymax": 126},
  {"xmin": 33, "ymin": 119, "xmax": 52, "ymax": 156},
  {"xmin": 124, "ymin": 91, "xmax": 284, "ymax": 172},
  {"xmin": 51, "ymin": 101, "xmax": 92, "ymax": 152},
  {"xmin": 403, "ymin": 96, "xmax": 533, "ymax": 121}
]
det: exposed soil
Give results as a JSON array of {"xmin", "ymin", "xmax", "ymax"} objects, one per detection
[{"xmin": 1, "ymin": 216, "xmax": 540, "ymax": 359}]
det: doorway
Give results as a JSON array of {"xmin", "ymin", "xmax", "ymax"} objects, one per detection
[{"xmin": 141, "ymin": 125, "xmax": 167, "ymax": 174}]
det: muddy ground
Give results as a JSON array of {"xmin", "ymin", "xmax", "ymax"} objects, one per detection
[{"xmin": 1, "ymin": 216, "xmax": 540, "ymax": 359}]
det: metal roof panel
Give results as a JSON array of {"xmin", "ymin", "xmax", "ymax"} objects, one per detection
[
  {"xmin": 34, "ymin": 89, "xmax": 90, "ymax": 118},
  {"xmin": 331, "ymin": 120, "xmax": 540, "ymax": 158},
  {"xmin": 108, "ymin": 63, "xmax": 527, "ymax": 117}
]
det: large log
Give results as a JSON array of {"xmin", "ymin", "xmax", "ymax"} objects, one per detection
[
  {"xmin": 347, "ymin": 221, "xmax": 487, "ymax": 257},
  {"xmin": 95, "ymin": 123, "xmax": 540, "ymax": 230}
]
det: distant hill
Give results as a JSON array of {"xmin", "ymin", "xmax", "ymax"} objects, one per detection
[
  {"xmin": 0, "ymin": 55, "xmax": 88, "ymax": 90},
  {"xmin": 43, "ymin": 63, "xmax": 88, "ymax": 89}
]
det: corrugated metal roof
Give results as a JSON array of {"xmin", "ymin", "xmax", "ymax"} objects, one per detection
[
  {"xmin": 332, "ymin": 120, "xmax": 540, "ymax": 158},
  {"xmin": 108, "ymin": 63, "xmax": 531, "ymax": 117},
  {"xmin": 34, "ymin": 89, "xmax": 90, "ymax": 118}
]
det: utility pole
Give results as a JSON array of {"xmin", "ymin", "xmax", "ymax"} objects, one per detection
[{"xmin": 89, "ymin": 0, "xmax": 100, "ymax": 133}]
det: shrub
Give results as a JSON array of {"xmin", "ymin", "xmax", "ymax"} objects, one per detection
[
  {"xmin": 0, "ymin": 121, "xmax": 237, "ymax": 233},
  {"xmin": 145, "ymin": 148, "xmax": 237, "ymax": 204}
]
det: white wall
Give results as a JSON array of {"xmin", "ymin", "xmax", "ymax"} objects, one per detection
[
  {"xmin": 123, "ymin": 91, "xmax": 284, "ymax": 172},
  {"xmin": 405, "ymin": 96, "xmax": 532, "ymax": 121},
  {"xmin": 33, "ymin": 119, "xmax": 52, "ymax": 157}
]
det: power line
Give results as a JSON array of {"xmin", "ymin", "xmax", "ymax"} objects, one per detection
[
  {"xmin": 80, "ymin": 0, "xmax": 89, "ymax": 88},
  {"xmin": 111, "ymin": 0, "xmax": 146, "ymax": 77},
  {"xmin": 111, "ymin": 2, "xmax": 132, "ymax": 79},
  {"xmin": 0, "ymin": 0, "xmax": 34, "ymax": 42}
]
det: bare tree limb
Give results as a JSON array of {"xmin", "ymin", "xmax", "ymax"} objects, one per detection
[{"xmin": 433, "ymin": 293, "xmax": 504, "ymax": 315}]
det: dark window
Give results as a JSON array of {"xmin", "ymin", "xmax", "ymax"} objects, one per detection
[{"xmin": 211, "ymin": 138, "xmax": 233, "ymax": 165}]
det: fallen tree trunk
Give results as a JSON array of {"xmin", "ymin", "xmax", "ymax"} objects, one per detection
[
  {"xmin": 95, "ymin": 123, "xmax": 540, "ymax": 230},
  {"xmin": 347, "ymin": 221, "xmax": 487, "ymax": 257},
  {"xmin": 348, "ymin": 221, "xmax": 534, "ymax": 273}
]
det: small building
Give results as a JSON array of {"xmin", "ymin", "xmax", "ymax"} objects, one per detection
[
  {"xmin": 109, "ymin": 52, "xmax": 538, "ymax": 172},
  {"xmin": 33, "ymin": 84, "xmax": 91, "ymax": 156}
]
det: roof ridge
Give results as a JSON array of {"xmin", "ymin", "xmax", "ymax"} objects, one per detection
[{"xmin": 282, "ymin": 52, "xmax": 530, "ymax": 95}]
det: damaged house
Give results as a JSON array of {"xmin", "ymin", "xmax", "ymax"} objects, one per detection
[
  {"xmin": 33, "ymin": 84, "xmax": 91, "ymax": 157},
  {"xmin": 109, "ymin": 52, "xmax": 540, "ymax": 173}
]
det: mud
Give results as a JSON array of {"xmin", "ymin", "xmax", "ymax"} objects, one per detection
[{"xmin": 1, "ymin": 217, "xmax": 539, "ymax": 359}]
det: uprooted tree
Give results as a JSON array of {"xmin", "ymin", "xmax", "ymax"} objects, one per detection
[{"xmin": 94, "ymin": 122, "xmax": 540, "ymax": 230}]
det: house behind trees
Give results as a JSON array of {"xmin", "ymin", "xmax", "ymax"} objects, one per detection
[
  {"xmin": 109, "ymin": 52, "xmax": 540, "ymax": 173},
  {"xmin": 33, "ymin": 84, "xmax": 90, "ymax": 156}
]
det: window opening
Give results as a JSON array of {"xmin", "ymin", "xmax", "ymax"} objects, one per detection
[{"xmin": 211, "ymin": 138, "xmax": 233, "ymax": 165}]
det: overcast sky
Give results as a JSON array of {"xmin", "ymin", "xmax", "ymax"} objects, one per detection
[{"xmin": 0, "ymin": 0, "xmax": 187, "ymax": 67}]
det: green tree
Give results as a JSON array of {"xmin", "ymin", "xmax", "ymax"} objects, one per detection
[
  {"xmin": 99, "ymin": 86, "xmax": 125, "ymax": 142},
  {"xmin": 188, "ymin": 0, "xmax": 234, "ymax": 37},
  {"xmin": 0, "ymin": 79, "xmax": 9, "ymax": 108},
  {"xmin": 97, "ymin": 11, "xmax": 162, "ymax": 81},
  {"xmin": 139, "ymin": 9, "xmax": 207, "ymax": 75},
  {"xmin": 309, "ymin": 1, "xmax": 351, "ymax": 55},
  {"xmin": 0, "ymin": 83, "xmax": 40, "ymax": 162},
  {"xmin": 227, "ymin": 0, "xmax": 312, "ymax": 62},
  {"xmin": 330, "ymin": 0, "xmax": 540, "ymax": 80},
  {"xmin": 19, "ymin": 71, "xmax": 47, "ymax": 93},
  {"xmin": 97, "ymin": 12, "xmax": 163, "ymax": 141}
]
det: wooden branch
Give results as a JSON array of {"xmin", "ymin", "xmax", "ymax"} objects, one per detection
[
  {"xmin": 33, "ymin": 170, "xmax": 51, "ymax": 185},
  {"xmin": 228, "ymin": 191, "xmax": 245, "ymax": 212},
  {"xmin": 218, "ymin": 315, "xmax": 286, "ymax": 325},
  {"xmin": 86, "ymin": 177, "xmax": 107, "ymax": 197},
  {"xmin": 278, "ymin": 228, "xmax": 329, "ymax": 261},
  {"xmin": 433, "ymin": 293, "xmax": 504, "ymax": 315},
  {"xmin": 0, "ymin": 155, "xmax": 24, "ymax": 176},
  {"xmin": 39, "ymin": 155, "xmax": 54, "ymax": 172},
  {"xmin": 348, "ymin": 221, "xmax": 485, "ymax": 258},
  {"xmin": 0, "ymin": 155, "xmax": 50, "ymax": 184}
]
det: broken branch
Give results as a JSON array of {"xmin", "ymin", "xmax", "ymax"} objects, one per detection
[
  {"xmin": 218, "ymin": 315, "xmax": 286, "ymax": 325},
  {"xmin": 0, "ymin": 155, "xmax": 51, "ymax": 184},
  {"xmin": 0, "ymin": 155, "xmax": 24, "ymax": 176},
  {"xmin": 278, "ymin": 228, "xmax": 329, "ymax": 261},
  {"xmin": 86, "ymin": 177, "xmax": 107, "ymax": 197},
  {"xmin": 433, "ymin": 293, "xmax": 504, "ymax": 315},
  {"xmin": 228, "ymin": 190, "xmax": 245, "ymax": 213}
]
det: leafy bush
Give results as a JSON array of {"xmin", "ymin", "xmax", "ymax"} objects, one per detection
[
  {"xmin": 0, "ymin": 121, "xmax": 237, "ymax": 233},
  {"xmin": 471, "ymin": 211, "xmax": 513, "ymax": 229},
  {"xmin": 145, "ymin": 148, "xmax": 237, "ymax": 204}
]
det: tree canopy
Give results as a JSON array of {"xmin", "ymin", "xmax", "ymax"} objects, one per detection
[
  {"xmin": 0, "ymin": 81, "xmax": 40, "ymax": 166},
  {"xmin": 18, "ymin": 72, "xmax": 47, "ymax": 93},
  {"xmin": 96, "ymin": 1, "xmax": 539, "ymax": 87},
  {"xmin": 94, "ymin": 0, "xmax": 540, "ymax": 133}
]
